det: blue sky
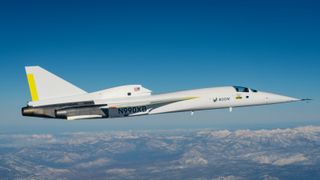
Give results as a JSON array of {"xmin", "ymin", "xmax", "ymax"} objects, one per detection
[{"xmin": 0, "ymin": 0, "xmax": 319, "ymax": 133}]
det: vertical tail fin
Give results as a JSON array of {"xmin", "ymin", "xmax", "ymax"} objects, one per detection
[{"xmin": 25, "ymin": 66, "xmax": 87, "ymax": 101}]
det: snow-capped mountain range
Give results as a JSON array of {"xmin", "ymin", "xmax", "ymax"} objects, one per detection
[{"xmin": 1, "ymin": 126, "xmax": 320, "ymax": 179}]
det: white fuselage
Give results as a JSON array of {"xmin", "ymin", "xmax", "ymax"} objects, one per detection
[
  {"xmin": 100, "ymin": 86, "xmax": 299, "ymax": 118},
  {"xmin": 23, "ymin": 86, "xmax": 300, "ymax": 120}
]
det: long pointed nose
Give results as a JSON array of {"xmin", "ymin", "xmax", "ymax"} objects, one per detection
[{"xmin": 264, "ymin": 92, "xmax": 300, "ymax": 104}]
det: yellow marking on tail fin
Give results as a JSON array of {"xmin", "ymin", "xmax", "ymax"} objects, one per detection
[{"xmin": 27, "ymin": 74, "xmax": 39, "ymax": 101}]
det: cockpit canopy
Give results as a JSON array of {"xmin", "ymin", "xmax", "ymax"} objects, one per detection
[{"xmin": 233, "ymin": 86, "xmax": 258, "ymax": 93}]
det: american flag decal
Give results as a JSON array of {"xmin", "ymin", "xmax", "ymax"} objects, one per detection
[{"xmin": 134, "ymin": 87, "xmax": 140, "ymax": 92}]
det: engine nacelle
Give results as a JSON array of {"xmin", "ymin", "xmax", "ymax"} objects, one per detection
[
  {"xmin": 22, "ymin": 106, "xmax": 56, "ymax": 118},
  {"xmin": 55, "ymin": 107, "xmax": 108, "ymax": 119}
]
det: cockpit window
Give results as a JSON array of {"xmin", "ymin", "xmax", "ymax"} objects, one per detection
[
  {"xmin": 233, "ymin": 86, "xmax": 250, "ymax": 93},
  {"xmin": 251, "ymin": 89, "xmax": 258, "ymax": 93}
]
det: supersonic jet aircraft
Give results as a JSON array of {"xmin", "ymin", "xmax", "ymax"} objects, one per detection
[{"xmin": 22, "ymin": 66, "xmax": 308, "ymax": 120}]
